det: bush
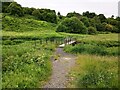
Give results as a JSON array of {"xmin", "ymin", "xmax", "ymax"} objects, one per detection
[
  {"xmin": 56, "ymin": 17, "xmax": 87, "ymax": 34},
  {"xmin": 87, "ymin": 26, "xmax": 97, "ymax": 35}
]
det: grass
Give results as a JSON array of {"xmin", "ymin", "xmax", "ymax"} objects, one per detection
[
  {"xmin": 64, "ymin": 44, "xmax": 119, "ymax": 56},
  {"xmin": 2, "ymin": 41, "xmax": 56, "ymax": 88},
  {"xmin": 64, "ymin": 32, "xmax": 119, "ymax": 88},
  {"xmin": 67, "ymin": 54, "xmax": 118, "ymax": 88},
  {"xmin": 2, "ymin": 14, "xmax": 119, "ymax": 88},
  {"xmin": 64, "ymin": 33, "xmax": 119, "ymax": 56}
]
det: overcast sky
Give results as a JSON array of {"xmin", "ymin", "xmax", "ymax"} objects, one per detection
[{"xmin": 14, "ymin": 0, "xmax": 119, "ymax": 17}]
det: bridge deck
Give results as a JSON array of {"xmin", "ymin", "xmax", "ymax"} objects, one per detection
[{"xmin": 59, "ymin": 41, "xmax": 76, "ymax": 48}]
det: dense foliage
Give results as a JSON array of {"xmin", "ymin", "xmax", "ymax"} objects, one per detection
[
  {"xmin": 87, "ymin": 26, "xmax": 97, "ymax": 35},
  {"xmin": 7, "ymin": 2, "xmax": 24, "ymax": 17},
  {"xmin": 2, "ymin": 1, "xmax": 120, "ymax": 33},
  {"xmin": 56, "ymin": 17, "xmax": 87, "ymax": 34},
  {"xmin": 32, "ymin": 9, "xmax": 57, "ymax": 23}
]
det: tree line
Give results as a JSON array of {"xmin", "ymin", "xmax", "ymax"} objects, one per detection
[
  {"xmin": 2, "ymin": 1, "xmax": 120, "ymax": 34},
  {"xmin": 2, "ymin": 2, "xmax": 57, "ymax": 23}
]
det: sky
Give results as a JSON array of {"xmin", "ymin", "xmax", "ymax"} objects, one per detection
[{"xmin": 14, "ymin": 0, "xmax": 119, "ymax": 18}]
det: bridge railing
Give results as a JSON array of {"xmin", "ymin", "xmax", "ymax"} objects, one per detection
[{"xmin": 34, "ymin": 37, "xmax": 77, "ymax": 47}]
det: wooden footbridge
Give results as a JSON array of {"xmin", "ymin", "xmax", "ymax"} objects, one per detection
[
  {"xmin": 59, "ymin": 37, "xmax": 77, "ymax": 48},
  {"xmin": 34, "ymin": 37, "xmax": 77, "ymax": 48}
]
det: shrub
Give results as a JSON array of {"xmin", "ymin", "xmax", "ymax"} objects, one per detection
[
  {"xmin": 87, "ymin": 26, "xmax": 97, "ymax": 35},
  {"xmin": 56, "ymin": 17, "xmax": 87, "ymax": 34}
]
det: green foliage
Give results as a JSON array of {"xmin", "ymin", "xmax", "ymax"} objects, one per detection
[
  {"xmin": 32, "ymin": 9, "xmax": 40, "ymax": 19},
  {"xmin": 96, "ymin": 22, "xmax": 106, "ymax": 32},
  {"xmin": 56, "ymin": 17, "xmax": 87, "ymax": 34},
  {"xmin": 32, "ymin": 9, "xmax": 57, "ymax": 23},
  {"xmin": 64, "ymin": 39, "xmax": 119, "ymax": 56},
  {"xmin": 87, "ymin": 26, "xmax": 97, "ymax": 35},
  {"xmin": 57, "ymin": 12, "xmax": 63, "ymax": 19},
  {"xmin": 7, "ymin": 2, "xmax": 24, "ymax": 17},
  {"xmin": 64, "ymin": 44, "xmax": 108, "ymax": 56},
  {"xmin": 98, "ymin": 14, "xmax": 106, "ymax": 23},
  {"xmin": 2, "ymin": 2, "xmax": 12, "ymax": 13},
  {"xmin": 2, "ymin": 41, "xmax": 56, "ymax": 88},
  {"xmin": 23, "ymin": 7, "xmax": 35, "ymax": 15},
  {"xmin": 80, "ymin": 16, "xmax": 90, "ymax": 27},
  {"xmin": 76, "ymin": 55, "xmax": 118, "ymax": 88},
  {"xmin": 105, "ymin": 24, "xmax": 113, "ymax": 32},
  {"xmin": 66, "ymin": 11, "xmax": 81, "ymax": 18},
  {"xmin": 2, "ymin": 15, "xmax": 56, "ymax": 32},
  {"xmin": 83, "ymin": 11, "xmax": 96, "ymax": 18}
]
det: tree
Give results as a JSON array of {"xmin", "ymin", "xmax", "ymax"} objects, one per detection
[
  {"xmin": 57, "ymin": 12, "xmax": 61, "ymax": 16},
  {"xmin": 33, "ymin": 9, "xmax": 57, "ymax": 23},
  {"xmin": 80, "ymin": 16, "xmax": 90, "ymax": 27},
  {"xmin": 56, "ymin": 17, "xmax": 87, "ymax": 34},
  {"xmin": 98, "ymin": 14, "xmax": 106, "ymax": 23},
  {"xmin": 32, "ymin": 9, "xmax": 40, "ymax": 19},
  {"xmin": 57, "ymin": 11, "xmax": 63, "ymax": 19},
  {"xmin": 23, "ymin": 7, "xmax": 35, "ymax": 15},
  {"xmin": 96, "ymin": 22, "xmax": 106, "ymax": 32},
  {"xmin": 105, "ymin": 24, "xmax": 113, "ymax": 32},
  {"xmin": 7, "ymin": 2, "xmax": 24, "ymax": 17},
  {"xmin": 66, "ymin": 11, "xmax": 81, "ymax": 18},
  {"xmin": 2, "ymin": 2, "xmax": 12, "ymax": 13},
  {"xmin": 83, "ymin": 11, "xmax": 96, "ymax": 18}
]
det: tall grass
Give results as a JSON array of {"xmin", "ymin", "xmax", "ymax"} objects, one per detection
[
  {"xmin": 2, "ymin": 41, "xmax": 56, "ymax": 88},
  {"xmin": 68, "ymin": 54, "xmax": 118, "ymax": 88},
  {"xmin": 64, "ymin": 41, "xmax": 119, "ymax": 56}
]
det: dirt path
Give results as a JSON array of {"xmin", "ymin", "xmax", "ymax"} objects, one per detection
[{"xmin": 43, "ymin": 48, "xmax": 76, "ymax": 88}]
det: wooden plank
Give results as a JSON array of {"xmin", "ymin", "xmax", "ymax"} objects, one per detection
[{"xmin": 59, "ymin": 40, "xmax": 76, "ymax": 48}]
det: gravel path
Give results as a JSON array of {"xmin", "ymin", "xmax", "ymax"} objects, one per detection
[{"xmin": 43, "ymin": 48, "xmax": 76, "ymax": 88}]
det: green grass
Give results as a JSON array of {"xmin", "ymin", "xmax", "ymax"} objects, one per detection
[
  {"xmin": 64, "ymin": 33, "xmax": 119, "ymax": 56},
  {"xmin": 2, "ymin": 41, "xmax": 56, "ymax": 88},
  {"xmin": 67, "ymin": 54, "xmax": 118, "ymax": 88},
  {"xmin": 64, "ymin": 33, "xmax": 119, "ymax": 88},
  {"xmin": 2, "ymin": 15, "xmax": 65, "ymax": 88},
  {"xmin": 2, "ymin": 14, "xmax": 119, "ymax": 88},
  {"xmin": 64, "ymin": 44, "xmax": 119, "ymax": 56}
]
